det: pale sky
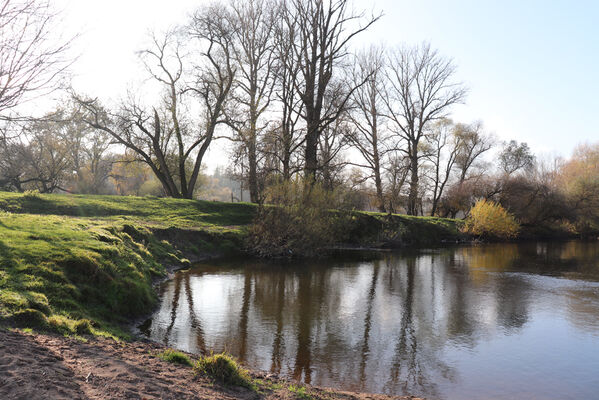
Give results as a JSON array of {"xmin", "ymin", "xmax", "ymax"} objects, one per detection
[{"xmin": 54, "ymin": 0, "xmax": 599, "ymax": 170}]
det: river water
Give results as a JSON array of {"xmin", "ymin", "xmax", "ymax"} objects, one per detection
[{"xmin": 140, "ymin": 241, "xmax": 599, "ymax": 399}]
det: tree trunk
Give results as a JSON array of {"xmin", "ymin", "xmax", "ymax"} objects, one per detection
[
  {"xmin": 407, "ymin": 149, "xmax": 419, "ymax": 215},
  {"xmin": 248, "ymin": 136, "xmax": 259, "ymax": 203},
  {"xmin": 372, "ymin": 145, "xmax": 385, "ymax": 213},
  {"xmin": 304, "ymin": 119, "xmax": 319, "ymax": 180}
]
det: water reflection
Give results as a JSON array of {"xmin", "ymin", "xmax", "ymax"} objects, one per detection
[{"xmin": 141, "ymin": 241, "xmax": 599, "ymax": 400}]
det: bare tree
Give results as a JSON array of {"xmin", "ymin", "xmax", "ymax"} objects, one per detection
[
  {"xmin": 225, "ymin": 0, "xmax": 277, "ymax": 202},
  {"xmin": 424, "ymin": 119, "xmax": 460, "ymax": 216},
  {"xmin": 0, "ymin": 117, "xmax": 72, "ymax": 193},
  {"xmin": 384, "ymin": 43, "xmax": 466, "ymax": 215},
  {"xmin": 384, "ymin": 153, "xmax": 410, "ymax": 213},
  {"xmin": 281, "ymin": 0, "xmax": 380, "ymax": 180},
  {"xmin": 318, "ymin": 115, "xmax": 349, "ymax": 190},
  {"xmin": 453, "ymin": 121, "xmax": 493, "ymax": 184},
  {"xmin": 346, "ymin": 46, "xmax": 389, "ymax": 212},
  {"xmin": 0, "ymin": 0, "xmax": 71, "ymax": 119},
  {"xmin": 264, "ymin": 3, "xmax": 305, "ymax": 182},
  {"xmin": 75, "ymin": 8, "xmax": 235, "ymax": 199},
  {"xmin": 43, "ymin": 102, "xmax": 112, "ymax": 193}
]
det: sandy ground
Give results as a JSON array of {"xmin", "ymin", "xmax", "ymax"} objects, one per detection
[{"xmin": 0, "ymin": 329, "xmax": 423, "ymax": 400}]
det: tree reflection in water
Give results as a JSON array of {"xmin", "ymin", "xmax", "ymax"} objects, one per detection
[{"xmin": 140, "ymin": 241, "xmax": 599, "ymax": 399}]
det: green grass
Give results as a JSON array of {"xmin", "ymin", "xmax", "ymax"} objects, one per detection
[
  {"xmin": 345, "ymin": 211, "xmax": 463, "ymax": 247},
  {"xmin": 0, "ymin": 191, "xmax": 256, "ymax": 231},
  {"xmin": 157, "ymin": 349, "xmax": 193, "ymax": 366},
  {"xmin": 288, "ymin": 384, "xmax": 313, "ymax": 399},
  {"xmin": 194, "ymin": 352, "xmax": 255, "ymax": 390},
  {"xmin": 0, "ymin": 191, "xmax": 256, "ymax": 337}
]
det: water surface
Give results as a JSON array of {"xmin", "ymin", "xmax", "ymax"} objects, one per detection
[{"xmin": 140, "ymin": 241, "xmax": 599, "ymax": 399}]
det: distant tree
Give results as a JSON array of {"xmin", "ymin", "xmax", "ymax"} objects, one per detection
[
  {"xmin": 0, "ymin": 117, "xmax": 72, "ymax": 192},
  {"xmin": 47, "ymin": 103, "xmax": 112, "ymax": 193},
  {"xmin": 384, "ymin": 43, "xmax": 466, "ymax": 215},
  {"xmin": 346, "ymin": 47, "xmax": 389, "ymax": 212},
  {"xmin": 453, "ymin": 121, "xmax": 494, "ymax": 184},
  {"xmin": 384, "ymin": 153, "xmax": 410, "ymax": 213},
  {"xmin": 558, "ymin": 143, "xmax": 599, "ymax": 231},
  {"xmin": 110, "ymin": 151, "xmax": 155, "ymax": 196},
  {"xmin": 425, "ymin": 119, "xmax": 459, "ymax": 216},
  {"xmin": 318, "ymin": 116, "xmax": 350, "ymax": 190},
  {"xmin": 499, "ymin": 140, "xmax": 535, "ymax": 175}
]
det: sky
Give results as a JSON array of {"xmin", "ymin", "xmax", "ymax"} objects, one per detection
[{"xmin": 54, "ymin": 0, "xmax": 599, "ymax": 170}]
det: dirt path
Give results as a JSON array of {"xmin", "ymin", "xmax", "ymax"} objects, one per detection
[{"xmin": 0, "ymin": 329, "xmax": 422, "ymax": 400}]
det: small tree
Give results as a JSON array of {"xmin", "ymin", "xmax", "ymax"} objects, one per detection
[{"xmin": 462, "ymin": 199, "xmax": 519, "ymax": 239}]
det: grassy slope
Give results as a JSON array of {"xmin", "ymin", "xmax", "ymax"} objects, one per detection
[
  {"xmin": 346, "ymin": 211, "xmax": 463, "ymax": 247},
  {"xmin": 0, "ymin": 192, "xmax": 257, "ymax": 337},
  {"xmin": 0, "ymin": 191, "xmax": 460, "ymax": 337}
]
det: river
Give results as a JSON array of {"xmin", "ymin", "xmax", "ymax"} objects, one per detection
[{"xmin": 140, "ymin": 241, "xmax": 599, "ymax": 399}]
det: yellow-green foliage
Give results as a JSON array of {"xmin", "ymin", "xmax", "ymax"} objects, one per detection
[
  {"xmin": 194, "ymin": 352, "xmax": 254, "ymax": 389},
  {"xmin": 462, "ymin": 199, "xmax": 520, "ymax": 239}
]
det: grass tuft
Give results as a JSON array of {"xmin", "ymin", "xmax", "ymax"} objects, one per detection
[
  {"xmin": 157, "ymin": 349, "xmax": 193, "ymax": 367},
  {"xmin": 288, "ymin": 384, "xmax": 312, "ymax": 399},
  {"xmin": 194, "ymin": 352, "xmax": 254, "ymax": 389}
]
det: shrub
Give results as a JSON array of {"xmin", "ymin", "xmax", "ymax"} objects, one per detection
[
  {"xmin": 193, "ymin": 352, "xmax": 253, "ymax": 389},
  {"xmin": 22, "ymin": 190, "xmax": 41, "ymax": 200},
  {"xmin": 462, "ymin": 199, "xmax": 520, "ymax": 239},
  {"xmin": 247, "ymin": 178, "xmax": 350, "ymax": 257},
  {"xmin": 157, "ymin": 349, "xmax": 193, "ymax": 367}
]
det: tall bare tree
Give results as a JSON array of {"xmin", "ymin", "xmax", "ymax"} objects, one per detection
[
  {"xmin": 425, "ymin": 119, "xmax": 459, "ymax": 216},
  {"xmin": 384, "ymin": 43, "xmax": 466, "ymax": 215},
  {"xmin": 0, "ymin": 0, "xmax": 71, "ymax": 119},
  {"xmin": 347, "ymin": 46, "xmax": 389, "ymax": 212},
  {"xmin": 226, "ymin": 0, "xmax": 277, "ymax": 202},
  {"xmin": 265, "ymin": 3, "xmax": 305, "ymax": 182},
  {"xmin": 281, "ymin": 0, "xmax": 380, "ymax": 180}
]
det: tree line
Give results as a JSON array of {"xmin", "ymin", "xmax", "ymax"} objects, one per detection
[{"xmin": 1, "ymin": 0, "xmax": 598, "ymax": 233}]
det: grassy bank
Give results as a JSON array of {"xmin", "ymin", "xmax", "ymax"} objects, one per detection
[
  {"xmin": 0, "ymin": 192, "xmax": 255, "ymax": 337},
  {"xmin": 0, "ymin": 191, "xmax": 462, "ymax": 337}
]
